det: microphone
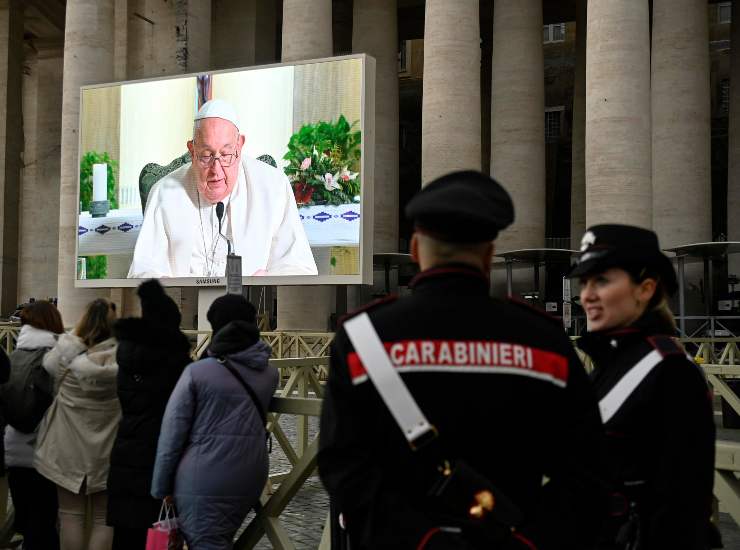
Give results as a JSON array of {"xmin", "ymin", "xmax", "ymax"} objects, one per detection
[{"xmin": 215, "ymin": 201, "xmax": 233, "ymax": 255}]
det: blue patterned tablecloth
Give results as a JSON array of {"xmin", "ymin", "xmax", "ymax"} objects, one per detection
[
  {"xmin": 78, "ymin": 209, "xmax": 142, "ymax": 255},
  {"xmin": 299, "ymin": 203, "xmax": 360, "ymax": 247}
]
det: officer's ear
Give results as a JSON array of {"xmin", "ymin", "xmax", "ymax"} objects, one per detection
[
  {"xmin": 636, "ymin": 277, "xmax": 657, "ymax": 305},
  {"xmin": 187, "ymin": 139, "xmax": 195, "ymax": 160},
  {"xmin": 410, "ymin": 233, "xmax": 420, "ymax": 264},
  {"xmin": 482, "ymin": 241, "xmax": 494, "ymax": 271}
]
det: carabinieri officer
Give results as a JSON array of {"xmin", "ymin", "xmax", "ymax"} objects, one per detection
[
  {"xmin": 570, "ymin": 224, "xmax": 718, "ymax": 549},
  {"xmin": 318, "ymin": 170, "xmax": 607, "ymax": 549}
]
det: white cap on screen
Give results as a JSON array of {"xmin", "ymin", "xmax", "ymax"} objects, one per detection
[{"xmin": 194, "ymin": 99, "xmax": 240, "ymax": 132}]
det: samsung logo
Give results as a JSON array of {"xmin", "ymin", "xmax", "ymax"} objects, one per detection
[{"xmin": 195, "ymin": 278, "xmax": 222, "ymax": 285}]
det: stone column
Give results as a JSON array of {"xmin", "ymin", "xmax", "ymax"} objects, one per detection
[
  {"xmin": 57, "ymin": 0, "xmax": 116, "ymax": 323},
  {"xmin": 353, "ymin": 0, "xmax": 398, "ymax": 253},
  {"xmin": 490, "ymin": 0, "xmax": 545, "ymax": 252},
  {"xmin": 570, "ymin": 0, "xmax": 586, "ymax": 244},
  {"xmin": 124, "ymin": 0, "xmax": 210, "ymax": 323},
  {"xmin": 729, "ymin": 6, "xmax": 740, "ymax": 253},
  {"xmin": 254, "ymin": 0, "xmax": 278, "ymax": 64},
  {"xmin": 277, "ymin": 0, "xmax": 334, "ymax": 331},
  {"xmin": 211, "ymin": 0, "xmax": 257, "ymax": 69},
  {"xmin": 652, "ymin": 0, "xmax": 711, "ymax": 248},
  {"xmin": 585, "ymin": 0, "xmax": 651, "ymax": 228},
  {"xmin": 281, "ymin": 0, "xmax": 332, "ymax": 61},
  {"xmin": 19, "ymin": 46, "xmax": 63, "ymax": 303},
  {"xmin": 127, "ymin": 0, "xmax": 211, "ymax": 79},
  {"xmin": 19, "ymin": 51, "xmax": 38, "ymax": 304},
  {"xmin": 0, "ymin": 0, "xmax": 22, "ymax": 315},
  {"xmin": 421, "ymin": 0, "xmax": 480, "ymax": 184},
  {"xmin": 114, "ymin": 0, "xmax": 127, "ymax": 81}
]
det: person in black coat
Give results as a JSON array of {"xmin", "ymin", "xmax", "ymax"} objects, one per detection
[
  {"xmin": 319, "ymin": 171, "xmax": 607, "ymax": 549},
  {"xmin": 106, "ymin": 280, "xmax": 191, "ymax": 550},
  {"xmin": 570, "ymin": 225, "xmax": 718, "ymax": 549}
]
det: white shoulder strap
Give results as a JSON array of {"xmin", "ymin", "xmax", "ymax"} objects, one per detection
[
  {"xmin": 598, "ymin": 349, "xmax": 663, "ymax": 423},
  {"xmin": 343, "ymin": 312, "xmax": 436, "ymax": 448}
]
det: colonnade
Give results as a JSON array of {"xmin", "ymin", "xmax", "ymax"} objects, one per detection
[{"xmin": 0, "ymin": 0, "xmax": 733, "ymax": 324}]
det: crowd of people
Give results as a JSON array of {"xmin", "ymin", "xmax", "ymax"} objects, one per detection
[
  {"xmin": 0, "ymin": 281, "xmax": 276, "ymax": 550},
  {"xmin": 0, "ymin": 169, "xmax": 724, "ymax": 550}
]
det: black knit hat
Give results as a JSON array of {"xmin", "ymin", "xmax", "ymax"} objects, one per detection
[
  {"xmin": 137, "ymin": 279, "xmax": 181, "ymax": 327},
  {"xmin": 568, "ymin": 224, "xmax": 678, "ymax": 295},
  {"xmin": 206, "ymin": 294, "xmax": 257, "ymax": 335}
]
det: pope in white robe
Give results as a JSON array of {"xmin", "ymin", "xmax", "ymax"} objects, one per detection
[{"xmin": 127, "ymin": 99, "xmax": 317, "ymax": 278}]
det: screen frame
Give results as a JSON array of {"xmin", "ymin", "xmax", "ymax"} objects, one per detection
[{"xmin": 74, "ymin": 53, "xmax": 375, "ymax": 288}]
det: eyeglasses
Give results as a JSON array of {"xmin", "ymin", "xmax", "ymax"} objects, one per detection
[{"xmin": 195, "ymin": 151, "xmax": 239, "ymax": 168}]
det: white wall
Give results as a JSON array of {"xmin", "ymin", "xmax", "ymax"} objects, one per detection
[
  {"xmin": 210, "ymin": 66, "xmax": 294, "ymax": 168},
  {"xmin": 118, "ymin": 77, "xmax": 197, "ymax": 210}
]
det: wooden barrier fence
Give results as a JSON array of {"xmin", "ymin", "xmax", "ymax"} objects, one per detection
[{"xmin": 0, "ymin": 324, "xmax": 739, "ymax": 547}]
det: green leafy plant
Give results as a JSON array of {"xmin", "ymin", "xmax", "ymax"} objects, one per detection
[
  {"xmin": 83, "ymin": 256, "xmax": 108, "ymax": 280},
  {"xmin": 79, "ymin": 151, "xmax": 118, "ymax": 280},
  {"xmin": 283, "ymin": 115, "xmax": 361, "ymax": 207}
]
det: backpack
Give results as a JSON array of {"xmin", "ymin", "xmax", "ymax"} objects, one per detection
[{"xmin": 0, "ymin": 347, "xmax": 54, "ymax": 433}]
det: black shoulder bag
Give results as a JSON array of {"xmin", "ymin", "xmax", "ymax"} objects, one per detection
[{"xmin": 218, "ymin": 358, "xmax": 272, "ymax": 450}]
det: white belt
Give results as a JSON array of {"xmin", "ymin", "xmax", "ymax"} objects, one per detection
[
  {"xmin": 344, "ymin": 313, "xmax": 437, "ymax": 449},
  {"xmin": 598, "ymin": 349, "xmax": 663, "ymax": 424}
]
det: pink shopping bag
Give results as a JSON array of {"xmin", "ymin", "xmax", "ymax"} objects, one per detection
[{"xmin": 146, "ymin": 502, "xmax": 184, "ymax": 550}]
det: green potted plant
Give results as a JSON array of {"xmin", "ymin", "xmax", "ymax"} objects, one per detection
[
  {"xmin": 79, "ymin": 152, "xmax": 118, "ymax": 279},
  {"xmin": 283, "ymin": 115, "xmax": 361, "ymax": 207}
]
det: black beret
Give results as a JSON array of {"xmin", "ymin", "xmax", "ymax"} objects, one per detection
[
  {"xmin": 568, "ymin": 224, "xmax": 678, "ymax": 295},
  {"xmin": 404, "ymin": 170, "xmax": 514, "ymax": 243}
]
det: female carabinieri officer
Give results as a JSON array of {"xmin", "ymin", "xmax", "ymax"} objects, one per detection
[{"xmin": 570, "ymin": 224, "xmax": 718, "ymax": 550}]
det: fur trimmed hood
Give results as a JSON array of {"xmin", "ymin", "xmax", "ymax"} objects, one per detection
[{"xmin": 16, "ymin": 324, "xmax": 56, "ymax": 350}]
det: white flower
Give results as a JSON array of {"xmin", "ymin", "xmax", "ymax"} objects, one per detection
[
  {"xmin": 300, "ymin": 157, "xmax": 312, "ymax": 170},
  {"xmin": 322, "ymin": 172, "xmax": 341, "ymax": 192},
  {"xmin": 339, "ymin": 168, "xmax": 358, "ymax": 182}
]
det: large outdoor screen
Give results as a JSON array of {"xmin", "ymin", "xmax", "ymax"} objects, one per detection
[{"xmin": 75, "ymin": 54, "xmax": 375, "ymax": 288}]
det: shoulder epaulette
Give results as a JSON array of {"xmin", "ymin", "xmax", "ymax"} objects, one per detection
[
  {"xmin": 646, "ymin": 335, "xmax": 685, "ymax": 357},
  {"xmin": 337, "ymin": 294, "xmax": 399, "ymax": 327},
  {"xmin": 506, "ymin": 296, "xmax": 562, "ymax": 326}
]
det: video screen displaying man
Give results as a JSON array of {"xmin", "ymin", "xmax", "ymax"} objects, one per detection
[{"xmin": 127, "ymin": 99, "xmax": 318, "ymax": 278}]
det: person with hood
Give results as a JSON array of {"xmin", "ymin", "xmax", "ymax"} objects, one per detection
[
  {"xmin": 4, "ymin": 301, "xmax": 63, "ymax": 550},
  {"xmin": 106, "ymin": 280, "xmax": 191, "ymax": 549},
  {"xmin": 152, "ymin": 294, "xmax": 278, "ymax": 550},
  {"xmin": 571, "ymin": 225, "xmax": 717, "ymax": 549},
  {"xmin": 35, "ymin": 298, "xmax": 120, "ymax": 550}
]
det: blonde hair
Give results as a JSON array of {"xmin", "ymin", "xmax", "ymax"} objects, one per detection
[
  {"xmin": 632, "ymin": 267, "xmax": 676, "ymax": 332},
  {"xmin": 75, "ymin": 298, "xmax": 117, "ymax": 348}
]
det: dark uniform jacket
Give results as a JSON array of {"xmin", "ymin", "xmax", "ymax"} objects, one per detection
[
  {"xmin": 106, "ymin": 317, "xmax": 190, "ymax": 528},
  {"xmin": 577, "ymin": 311, "xmax": 716, "ymax": 549},
  {"xmin": 318, "ymin": 265, "xmax": 607, "ymax": 549}
]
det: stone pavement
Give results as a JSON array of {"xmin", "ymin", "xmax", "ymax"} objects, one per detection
[{"xmin": 241, "ymin": 413, "xmax": 328, "ymax": 549}]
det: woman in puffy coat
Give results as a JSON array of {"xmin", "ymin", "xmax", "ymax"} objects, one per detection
[
  {"xmin": 4, "ymin": 301, "xmax": 63, "ymax": 550},
  {"xmin": 152, "ymin": 294, "xmax": 278, "ymax": 550},
  {"xmin": 106, "ymin": 280, "xmax": 191, "ymax": 549},
  {"xmin": 35, "ymin": 297, "xmax": 120, "ymax": 550}
]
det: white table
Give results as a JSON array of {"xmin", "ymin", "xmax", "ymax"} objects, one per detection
[
  {"xmin": 298, "ymin": 203, "xmax": 360, "ymax": 247},
  {"xmin": 78, "ymin": 209, "xmax": 143, "ymax": 256}
]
